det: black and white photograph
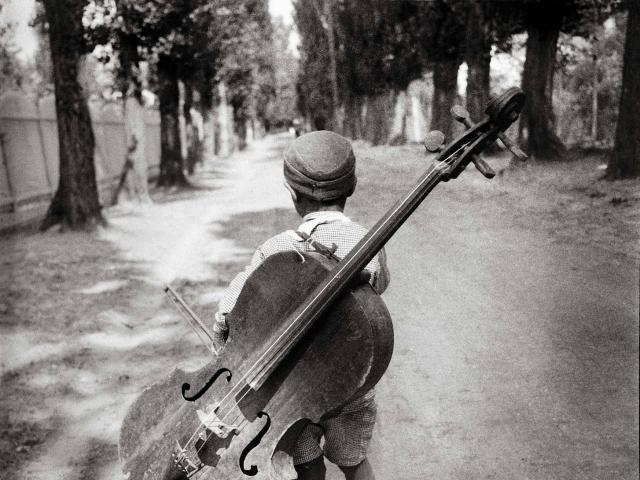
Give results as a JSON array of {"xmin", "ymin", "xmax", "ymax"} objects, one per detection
[{"xmin": 0, "ymin": 0, "xmax": 638, "ymax": 479}]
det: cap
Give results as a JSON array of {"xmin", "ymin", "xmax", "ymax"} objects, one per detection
[{"xmin": 283, "ymin": 131, "xmax": 357, "ymax": 201}]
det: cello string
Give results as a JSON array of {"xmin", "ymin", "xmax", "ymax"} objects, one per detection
[{"xmin": 186, "ymin": 142, "xmax": 472, "ymax": 455}]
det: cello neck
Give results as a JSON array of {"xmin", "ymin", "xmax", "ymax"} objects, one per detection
[{"xmin": 245, "ymin": 161, "xmax": 447, "ymax": 390}]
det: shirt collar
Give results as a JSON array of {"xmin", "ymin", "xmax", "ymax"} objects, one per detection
[{"xmin": 302, "ymin": 211, "xmax": 349, "ymax": 223}]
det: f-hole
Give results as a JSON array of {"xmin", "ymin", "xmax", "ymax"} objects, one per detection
[
  {"xmin": 239, "ymin": 411, "xmax": 271, "ymax": 476},
  {"xmin": 181, "ymin": 368, "xmax": 232, "ymax": 402}
]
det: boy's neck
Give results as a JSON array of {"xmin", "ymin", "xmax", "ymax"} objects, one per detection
[{"xmin": 297, "ymin": 204, "xmax": 344, "ymax": 218}]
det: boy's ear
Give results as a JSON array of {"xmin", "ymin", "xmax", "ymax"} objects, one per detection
[{"xmin": 283, "ymin": 181, "xmax": 298, "ymax": 202}]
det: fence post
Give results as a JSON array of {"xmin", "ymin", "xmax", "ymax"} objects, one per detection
[
  {"xmin": 36, "ymin": 97, "xmax": 54, "ymax": 193},
  {"xmin": 0, "ymin": 131, "xmax": 16, "ymax": 211}
]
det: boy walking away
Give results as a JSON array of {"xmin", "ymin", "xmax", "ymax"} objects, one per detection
[{"xmin": 212, "ymin": 131, "xmax": 390, "ymax": 480}]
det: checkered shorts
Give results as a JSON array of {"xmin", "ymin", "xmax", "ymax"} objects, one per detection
[{"xmin": 291, "ymin": 389, "xmax": 377, "ymax": 467}]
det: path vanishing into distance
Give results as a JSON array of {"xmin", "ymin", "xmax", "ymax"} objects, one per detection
[{"xmin": 5, "ymin": 133, "xmax": 637, "ymax": 480}]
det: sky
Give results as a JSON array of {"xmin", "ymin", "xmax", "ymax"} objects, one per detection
[
  {"xmin": 1, "ymin": 0, "xmax": 38, "ymax": 61},
  {"xmin": 269, "ymin": 0, "xmax": 294, "ymax": 23}
]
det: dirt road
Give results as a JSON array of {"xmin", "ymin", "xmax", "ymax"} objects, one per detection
[{"xmin": 1, "ymin": 133, "xmax": 637, "ymax": 479}]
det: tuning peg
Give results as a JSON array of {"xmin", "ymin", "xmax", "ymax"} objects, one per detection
[
  {"xmin": 451, "ymin": 105, "xmax": 471, "ymax": 126},
  {"xmin": 471, "ymin": 154, "xmax": 496, "ymax": 179},
  {"xmin": 451, "ymin": 104, "xmax": 527, "ymax": 161},
  {"xmin": 496, "ymin": 132, "xmax": 527, "ymax": 161},
  {"xmin": 424, "ymin": 130, "xmax": 446, "ymax": 153}
]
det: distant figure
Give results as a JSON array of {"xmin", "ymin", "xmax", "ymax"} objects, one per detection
[{"xmin": 292, "ymin": 118, "xmax": 303, "ymax": 137}]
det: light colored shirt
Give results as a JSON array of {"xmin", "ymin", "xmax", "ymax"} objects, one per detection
[{"xmin": 216, "ymin": 210, "xmax": 390, "ymax": 317}]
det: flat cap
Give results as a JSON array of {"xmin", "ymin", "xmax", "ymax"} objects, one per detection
[{"xmin": 283, "ymin": 130, "xmax": 357, "ymax": 201}]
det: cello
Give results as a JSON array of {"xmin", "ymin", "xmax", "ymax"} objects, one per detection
[{"xmin": 119, "ymin": 88, "xmax": 527, "ymax": 479}]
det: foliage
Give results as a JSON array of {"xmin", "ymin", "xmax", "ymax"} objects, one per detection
[
  {"xmin": 264, "ymin": 17, "xmax": 298, "ymax": 129},
  {"xmin": 87, "ymin": 0, "xmax": 275, "ymax": 123},
  {"xmin": 554, "ymin": 14, "xmax": 626, "ymax": 145},
  {"xmin": 294, "ymin": 0, "xmax": 332, "ymax": 128},
  {"xmin": 334, "ymin": 0, "xmax": 425, "ymax": 96},
  {"xmin": 31, "ymin": 16, "xmax": 55, "ymax": 97},
  {"xmin": 0, "ymin": 9, "xmax": 27, "ymax": 94},
  {"xmin": 218, "ymin": 0, "xmax": 275, "ymax": 132},
  {"xmin": 294, "ymin": 0, "xmax": 428, "ymax": 129}
]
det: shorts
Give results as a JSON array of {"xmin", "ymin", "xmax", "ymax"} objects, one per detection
[{"xmin": 290, "ymin": 390, "xmax": 377, "ymax": 467}]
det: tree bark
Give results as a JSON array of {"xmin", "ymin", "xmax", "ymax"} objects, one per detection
[
  {"xmin": 112, "ymin": 28, "xmax": 149, "ymax": 203},
  {"xmin": 156, "ymin": 56, "xmax": 187, "ymax": 187},
  {"xmin": 216, "ymin": 82, "xmax": 233, "ymax": 158},
  {"xmin": 591, "ymin": 51, "xmax": 598, "ymax": 141},
  {"xmin": 431, "ymin": 60, "xmax": 460, "ymax": 140},
  {"xmin": 323, "ymin": 0, "xmax": 340, "ymax": 132},
  {"xmin": 183, "ymin": 83, "xmax": 199, "ymax": 175},
  {"xmin": 606, "ymin": 1, "xmax": 640, "ymax": 179},
  {"xmin": 363, "ymin": 92, "xmax": 395, "ymax": 146},
  {"xmin": 519, "ymin": 12, "xmax": 565, "ymax": 160},
  {"xmin": 343, "ymin": 93, "xmax": 363, "ymax": 139},
  {"xmin": 40, "ymin": 0, "xmax": 104, "ymax": 231},
  {"xmin": 121, "ymin": 90, "xmax": 149, "ymax": 202},
  {"xmin": 465, "ymin": 0, "xmax": 491, "ymax": 122}
]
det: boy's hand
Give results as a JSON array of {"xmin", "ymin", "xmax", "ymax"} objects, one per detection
[
  {"xmin": 211, "ymin": 312, "xmax": 229, "ymax": 356},
  {"xmin": 349, "ymin": 270, "xmax": 371, "ymax": 290}
]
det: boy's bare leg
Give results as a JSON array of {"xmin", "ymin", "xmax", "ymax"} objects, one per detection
[{"xmin": 338, "ymin": 458, "xmax": 375, "ymax": 480}]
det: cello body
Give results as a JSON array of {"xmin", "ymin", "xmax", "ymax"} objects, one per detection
[{"xmin": 119, "ymin": 251, "xmax": 394, "ymax": 479}]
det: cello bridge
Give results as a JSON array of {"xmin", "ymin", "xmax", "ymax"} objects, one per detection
[{"xmin": 172, "ymin": 440, "xmax": 204, "ymax": 478}]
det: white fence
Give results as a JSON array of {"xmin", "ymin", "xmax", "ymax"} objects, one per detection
[{"xmin": 0, "ymin": 91, "xmax": 161, "ymax": 229}]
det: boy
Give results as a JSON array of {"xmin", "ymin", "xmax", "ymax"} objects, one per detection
[{"xmin": 213, "ymin": 131, "xmax": 390, "ymax": 480}]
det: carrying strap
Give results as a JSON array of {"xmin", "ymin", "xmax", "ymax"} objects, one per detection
[
  {"xmin": 285, "ymin": 212, "xmax": 348, "ymax": 260},
  {"xmin": 294, "ymin": 230, "xmax": 341, "ymax": 261}
]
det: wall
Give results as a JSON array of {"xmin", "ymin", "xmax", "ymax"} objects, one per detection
[{"xmin": 0, "ymin": 92, "xmax": 161, "ymax": 230}]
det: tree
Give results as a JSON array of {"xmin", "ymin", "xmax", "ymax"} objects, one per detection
[
  {"xmin": 464, "ymin": 1, "xmax": 491, "ymax": 122},
  {"xmin": 222, "ymin": 0, "xmax": 275, "ymax": 148},
  {"xmin": 88, "ymin": 0, "xmax": 151, "ymax": 202},
  {"xmin": 335, "ymin": 0, "xmax": 424, "ymax": 142},
  {"xmin": 517, "ymin": 0, "xmax": 623, "ymax": 159},
  {"xmin": 463, "ymin": 2, "xmax": 522, "ymax": 122},
  {"xmin": 294, "ymin": 0, "xmax": 333, "ymax": 130},
  {"xmin": 95, "ymin": 0, "xmax": 201, "ymax": 187},
  {"xmin": 418, "ymin": 0, "xmax": 466, "ymax": 139},
  {"xmin": 155, "ymin": 55, "xmax": 186, "ymax": 186},
  {"xmin": 607, "ymin": 1, "xmax": 639, "ymax": 178},
  {"xmin": 519, "ymin": 3, "xmax": 566, "ymax": 159},
  {"xmin": 265, "ymin": 17, "xmax": 299, "ymax": 130},
  {"xmin": 39, "ymin": 0, "xmax": 104, "ymax": 230}
]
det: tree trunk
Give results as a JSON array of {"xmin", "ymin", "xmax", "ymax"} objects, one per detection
[
  {"xmin": 606, "ymin": 1, "xmax": 640, "ymax": 179},
  {"xmin": 111, "ymin": 27, "xmax": 149, "ymax": 203},
  {"xmin": 40, "ymin": 0, "xmax": 104, "ymax": 231},
  {"xmin": 519, "ymin": 12, "xmax": 565, "ymax": 160},
  {"xmin": 362, "ymin": 91, "xmax": 396, "ymax": 145},
  {"xmin": 183, "ymin": 83, "xmax": 198, "ymax": 175},
  {"xmin": 343, "ymin": 93, "xmax": 363, "ymax": 139},
  {"xmin": 202, "ymin": 109, "xmax": 215, "ymax": 162},
  {"xmin": 324, "ymin": 0, "xmax": 340, "ymax": 132},
  {"xmin": 119, "ymin": 92, "xmax": 149, "ymax": 203},
  {"xmin": 431, "ymin": 59, "xmax": 460, "ymax": 140},
  {"xmin": 156, "ymin": 56, "xmax": 186, "ymax": 187},
  {"xmin": 591, "ymin": 51, "xmax": 598, "ymax": 141},
  {"xmin": 216, "ymin": 82, "xmax": 233, "ymax": 158},
  {"xmin": 465, "ymin": 0, "xmax": 491, "ymax": 122}
]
